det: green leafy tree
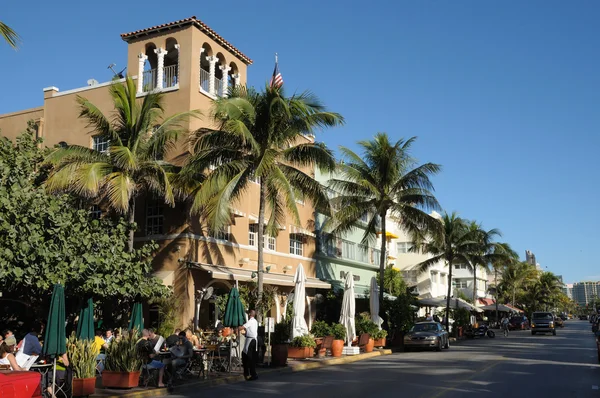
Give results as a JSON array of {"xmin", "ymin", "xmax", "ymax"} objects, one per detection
[
  {"xmin": 0, "ymin": 20, "xmax": 20, "ymax": 49},
  {"xmin": 383, "ymin": 264, "xmax": 408, "ymax": 297},
  {"xmin": 489, "ymin": 242, "xmax": 519, "ymax": 322},
  {"xmin": 498, "ymin": 261, "xmax": 538, "ymax": 307},
  {"xmin": 0, "ymin": 131, "xmax": 168, "ymax": 311},
  {"xmin": 180, "ymin": 85, "xmax": 343, "ymax": 320},
  {"xmin": 417, "ymin": 212, "xmax": 481, "ymax": 330},
  {"xmin": 329, "ymin": 134, "xmax": 441, "ymax": 305},
  {"xmin": 44, "ymin": 76, "xmax": 200, "ymax": 252}
]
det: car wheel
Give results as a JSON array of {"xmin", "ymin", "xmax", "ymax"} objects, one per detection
[
  {"xmin": 444, "ymin": 338, "xmax": 450, "ymax": 349},
  {"xmin": 436, "ymin": 340, "xmax": 442, "ymax": 352},
  {"xmin": 553, "ymin": 330, "xmax": 557, "ymax": 336},
  {"xmin": 532, "ymin": 331, "xmax": 536, "ymax": 335}
]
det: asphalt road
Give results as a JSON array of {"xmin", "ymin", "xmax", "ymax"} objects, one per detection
[{"xmin": 175, "ymin": 319, "xmax": 600, "ymax": 397}]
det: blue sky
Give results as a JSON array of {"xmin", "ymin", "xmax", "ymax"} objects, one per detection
[{"xmin": 2, "ymin": 1, "xmax": 599, "ymax": 283}]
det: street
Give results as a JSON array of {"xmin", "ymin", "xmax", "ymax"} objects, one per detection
[{"xmin": 175, "ymin": 319, "xmax": 600, "ymax": 397}]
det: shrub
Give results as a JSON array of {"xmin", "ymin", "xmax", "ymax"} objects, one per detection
[
  {"xmin": 372, "ymin": 329, "xmax": 388, "ymax": 340},
  {"xmin": 289, "ymin": 335, "xmax": 316, "ymax": 348},
  {"xmin": 104, "ymin": 329, "xmax": 143, "ymax": 372},
  {"xmin": 310, "ymin": 320, "xmax": 331, "ymax": 337},
  {"xmin": 66, "ymin": 333, "xmax": 96, "ymax": 379},
  {"xmin": 355, "ymin": 313, "xmax": 379, "ymax": 337},
  {"xmin": 331, "ymin": 323, "xmax": 346, "ymax": 341},
  {"xmin": 271, "ymin": 322, "xmax": 291, "ymax": 345}
]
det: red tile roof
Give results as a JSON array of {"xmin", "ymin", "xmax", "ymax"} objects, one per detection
[
  {"xmin": 478, "ymin": 298, "xmax": 495, "ymax": 306},
  {"xmin": 120, "ymin": 16, "xmax": 252, "ymax": 65}
]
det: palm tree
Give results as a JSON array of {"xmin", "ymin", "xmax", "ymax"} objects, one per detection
[
  {"xmin": 417, "ymin": 212, "xmax": 482, "ymax": 330},
  {"xmin": 328, "ymin": 134, "xmax": 441, "ymax": 305},
  {"xmin": 463, "ymin": 220, "xmax": 502, "ymax": 304},
  {"xmin": 45, "ymin": 76, "xmax": 200, "ymax": 252},
  {"xmin": 0, "ymin": 20, "xmax": 20, "ymax": 49},
  {"xmin": 181, "ymin": 84, "xmax": 344, "ymax": 318},
  {"xmin": 499, "ymin": 261, "xmax": 538, "ymax": 308},
  {"xmin": 489, "ymin": 242, "xmax": 519, "ymax": 323}
]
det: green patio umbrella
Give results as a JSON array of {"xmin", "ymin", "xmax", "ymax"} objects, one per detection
[
  {"xmin": 128, "ymin": 302, "xmax": 144, "ymax": 334},
  {"xmin": 76, "ymin": 298, "xmax": 95, "ymax": 341},
  {"xmin": 41, "ymin": 284, "xmax": 67, "ymax": 395},
  {"xmin": 223, "ymin": 287, "xmax": 245, "ymax": 328}
]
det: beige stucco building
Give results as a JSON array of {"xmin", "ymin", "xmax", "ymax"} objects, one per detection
[{"xmin": 0, "ymin": 16, "xmax": 329, "ymax": 329}]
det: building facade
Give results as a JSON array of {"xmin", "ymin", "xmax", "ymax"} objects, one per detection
[
  {"xmin": 572, "ymin": 282, "xmax": 600, "ymax": 307},
  {"xmin": 0, "ymin": 16, "xmax": 330, "ymax": 329}
]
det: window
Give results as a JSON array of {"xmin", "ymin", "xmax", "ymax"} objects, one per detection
[
  {"xmin": 372, "ymin": 249, "xmax": 381, "ymax": 266},
  {"xmin": 455, "ymin": 279, "xmax": 468, "ymax": 289},
  {"xmin": 358, "ymin": 244, "xmax": 369, "ymax": 263},
  {"xmin": 430, "ymin": 272, "xmax": 438, "ymax": 284},
  {"xmin": 359, "ymin": 212, "xmax": 369, "ymax": 223},
  {"xmin": 396, "ymin": 242, "xmax": 413, "ymax": 254},
  {"xmin": 89, "ymin": 205, "xmax": 102, "ymax": 220},
  {"xmin": 249, "ymin": 173, "xmax": 260, "ymax": 184},
  {"xmin": 455, "ymin": 264, "xmax": 469, "ymax": 270},
  {"xmin": 289, "ymin": 234, "xmax": 303, "ymax": 256},
  {"xmin": 249, "ymin": 224, "xmax": 276, "ymax": 250},
  {"xmin": 209, "ymin": 226, "xmax": 230, "ymax": 241},
  {"xmin": 249, "ymin": 224, "xmax": 257, "ymax": 247},
  {"xmin": 92, "ymin": 136, "xmax": 110, "ymax": 154},
  {"xmin": 146, "ymin": 202, "xmax": 164, "ymax": 235}
]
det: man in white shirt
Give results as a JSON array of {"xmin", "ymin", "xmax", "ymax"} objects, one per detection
[{"xmin": 241, "ymin": 310, "xmax": 258, "ymax": 381}]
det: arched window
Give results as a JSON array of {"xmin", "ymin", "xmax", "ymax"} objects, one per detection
[
  {"xmin": 164, "ymin": 38, "xmax": 179, "ymax": 88},
  {"xmin": 143, "ymin": 43, "xmax": 158, "ymax": 91},
  {"xmin": 199, "ymin": 43, "xmax": 213, "ymax": 93}
]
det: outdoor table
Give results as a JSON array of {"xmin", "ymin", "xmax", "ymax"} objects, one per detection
[
  {"xmin": 193, "ymin": 349, "xmax": 208, "ymax": 378},
  {"xmin": 30, "ymin": 362, "xmax": 52, "ymax": 397}
]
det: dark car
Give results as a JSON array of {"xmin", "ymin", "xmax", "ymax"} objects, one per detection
[
  {"xmin": 404, "ymin": 321, "xmax": 450, "ymax": 351},
  {"xmin": 580, "ymin": 315, "xmax": 589, "ymax": 320},
  {"xmin": 508, "ymin": 316, "xmax": 530, "ymax": 330},
  {"xmin": 531, "ymin": 312, "xmax": 556, "ymax": 335}
]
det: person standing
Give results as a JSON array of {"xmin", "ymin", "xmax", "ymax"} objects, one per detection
[{"xmin": 241, "ymin": 310, "xmax": 258, "ymax": 381}]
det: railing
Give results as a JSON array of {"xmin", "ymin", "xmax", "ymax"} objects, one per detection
[
  {"xmin": 163, "ymin": 64, "xmax": 178, "ymax": 88},
  {"xmin": 358, "ymin": 244, "xmax": 369, "ymax": 263},
  {"xmin": 372, "ymin": 249, "xmax": 381, "ymax": 266},
  {"xmin": 215, "ymin": 76, "xmax": 223, "ymax": 97},
  {"xmin": 143, "ymin": 69, "xmax": 157, "ymax": 92},
  {"xmin": 200, "ymin": 68, "xmax": 210, "ymax": 92},
  {"xmin": 341, "ymin": 239, "xmax": 356, "ymax": 261}
]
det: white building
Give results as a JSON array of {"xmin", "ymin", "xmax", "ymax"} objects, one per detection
[{"xmin": 452, "ymin": 264, "xmax": 489, "ymax": 303}]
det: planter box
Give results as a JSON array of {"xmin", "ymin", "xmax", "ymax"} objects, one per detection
[
  {"xmin": 288, "ymin": 346, "xmax": 313, "ymax": 359},
  {"xmin": 101, "ymin": 371, "xmax": 140, "ymax": 389},
  {"xmin": 364, "ymin": 338, "xmax": 374, "ymax": 353},
  {"xmin": 331, "ymin": 339, "xmax": 344, "ymax": 357},
  {"xmin": 73, "ymin": 377, "xmax": 96, "ymax": 396},
  {"xmin": 374, "ymin": 337, "xmax": 386, "ymax": 348},
  {"xmin": 271, "ymin": 344, "xmax": 288, "ymax": 366}
]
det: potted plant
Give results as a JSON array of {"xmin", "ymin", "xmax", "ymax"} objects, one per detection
[
  {"xmin": 288, "ymin": 335, "xmax": 317, "ymax": 359},
  {"xmin": 330, "ymin": 323, "xmax": 346, "ymax": 357},
  {"xmin": 355, "ymin": 314, "xmax": 378, "ymax": 353},
  {"xmin": 102, "ymin": 331, "xmax": 142, "ymax": 388},
  {"xmin": 270, "ymin": 322, "xmax": 290, "ymax": 366},
  {"xmin": 310, "ymin": 321, "xmax": 331, "ymax": 357},
  {"xmin": 372, "ymin": 329, "xmax": 388, "ymax": 348},
  {"xmin": 66, "ymin": 334, "xmax": 96, "ymax": 397}
]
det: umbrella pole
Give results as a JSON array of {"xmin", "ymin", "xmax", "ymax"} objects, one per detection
[{"xmin": 52, "ymin": 357, "xmax": 57, "ymax": 398}]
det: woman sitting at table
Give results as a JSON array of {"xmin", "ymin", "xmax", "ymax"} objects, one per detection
[
  {"xmin": 0, "ymin": 342, "xmax": 22, "ymax": 370},
  {"xmin": 185, "ymin": 330, "xmax": 200, "ymax": 349}
]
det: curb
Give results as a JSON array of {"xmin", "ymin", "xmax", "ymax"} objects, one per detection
[{"xmin": 90, "ymin": 349, "xmax": 392, "ymax": 398}]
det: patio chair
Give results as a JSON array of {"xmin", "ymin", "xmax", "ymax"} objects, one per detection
[
  {"xmin": 140, "ymin": 363, "xmax": 159, "ymax": 388},
  {"xmin": 322, "ymin": 336, "xmax": 334, "ymax": 356}
]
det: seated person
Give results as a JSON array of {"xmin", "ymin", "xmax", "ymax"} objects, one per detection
[
  {"xmin": 185, "ymin": 330, "xmax": 200, "ymax": 348},
  {"xmin": 93, "ymin": 329, "xmax": 106, "ymax": 373},
  {"xmin": 148, "ymin": 328, "xmax": 162, "ymax": 347},
  {"xmin": 104, "ymin": 329, "xmax": 114, "ymax": 346},
  {"xmin": 47, "ymin": 353, "xmax": 70, "ymax": 396},
  {"xmin": 0, "ymin": 342, "xmax": 22, "ymax": 370},
  {"xmin": 137, "ymin": 329, "xmax": 165, "ymax": 387},
  {"xmin": 171, "ymin": 331, "xmax": 194, "ymax": 377},
  {"xmin": 3, "ymin": 336, "xmax": 16, "ymax": 353},
  {"xmin": 22, "ymin": 323, "xmax": 42, "ymax": 356},
  {"xmin": 166, "ymin": 328, "xmax": 181, "ymax": 348}
]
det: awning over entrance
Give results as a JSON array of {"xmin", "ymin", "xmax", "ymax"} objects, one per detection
[
  {"xmin": 289, "ymin": 225, "xmax": 316, "ymax": 238},
  {"xmin": 190, "ymin": 263, "xmax": 331, "ymax": 289}
]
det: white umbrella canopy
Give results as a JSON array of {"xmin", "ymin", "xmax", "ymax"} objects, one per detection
[
  {"xmin": 339, "ymin": 271, "xmax": 356, "ymax": 346},
  {"xmin": 291, "ymin": 264, "xmax": 309, "ymax": 338},
  {"xmin": 369, "ymin": 277, "xmax": 383, "ymax": 330}
]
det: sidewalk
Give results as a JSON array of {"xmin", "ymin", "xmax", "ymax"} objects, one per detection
[{"xmin": 90, "ymin": 348, "xmax": 392, "ymax": 398}]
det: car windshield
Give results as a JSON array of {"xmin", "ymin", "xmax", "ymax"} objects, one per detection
[
  {"xmin": 412, "ymin": 323, "xmax": 438, "ymax": 332},
  {"xmin": 533, "ymin": 313, "xmax": 553, "ymax": 320},
  {"xmin": 511, "ymin": 317, "xmax": 524, "ymax": 322}
]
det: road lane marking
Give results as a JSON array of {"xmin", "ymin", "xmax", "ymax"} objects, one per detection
[
  {"xmin": 592, "ymin": 385, "xmax": 598, "ymax": 390},
  {"xmin": 425, "ymin": 360, "xmax": 503, "ymax": 398}
]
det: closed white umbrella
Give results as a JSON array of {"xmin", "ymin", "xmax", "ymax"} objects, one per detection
[
  {"xmin": 370, "ymin": 277, "xmax": 383, "ymax": 330},
  {"xmin": 339, "ymin": 271, "xmax": 356, "ymax": 346},
  {"xmin": 291, "ymin": 264, "xmax": 308, "ymax": 338}
]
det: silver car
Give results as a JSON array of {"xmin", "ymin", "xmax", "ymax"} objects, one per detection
[{"xmin": 404, "ymin": 321, "xmax": 450, "ymax": 351}]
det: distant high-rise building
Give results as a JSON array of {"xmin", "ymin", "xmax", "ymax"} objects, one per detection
[
  {"xmin": 525, "ymin": 250, "xmax": 537, "ymax": 266},
  {"xmin": 563, "ymin": 283, "xmax": 573, "ymax": 299},
  {"xmin": 572, "ymin": 282, "xmax": 600, "ymax": 306}
]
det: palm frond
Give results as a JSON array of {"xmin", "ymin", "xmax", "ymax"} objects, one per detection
[{"xmin": 0, "ymin": 21, "xmax": 20, "ymax": 49}]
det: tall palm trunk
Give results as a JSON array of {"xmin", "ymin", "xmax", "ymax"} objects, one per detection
[
  {"xmin": 473, "ymin": 264, "xmax": 477, "ymax": 304},
  {"xmin": 256, "ymin": 181, "xmax": 267, "ymax": 323},
  {"xmin": 127, "ymin": 198, "xmax": 136, "ymax": 253},
  {"xmin": 512, "ymin": 286, "xmax": 516, "ymax": 308},
  {"xmin": 494, "ymin": 267, "xmax": 499, "ymax": 324},
  {"xmin": 378, "ymin": 211, "xmax": 387, "ymax": 305},
  {"xmin": 445, "ymin": 255, "xmax": 453, "ymax": 331}
]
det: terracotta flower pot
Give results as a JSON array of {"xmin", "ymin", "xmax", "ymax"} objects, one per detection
[
  {"xmin": 101, "ymin": 371, "xmax": 141, "ymax": 389},
  {"xmin": 271, "ymin": 344, "xmax": 288, "ymax": 366},
  {"xmin": 331, "ymin": 339, "xmax": 344, "ymax": 357},
  {"xmin": 72, "ymin": 377, "xmax": 96, "ymax": 396},
  {"xmin": 288, "ymin": 346, "xmax": 312, "ymax": 359},
  {"xmin": 374, "ymin": 337, "xmax": 386, "ymax": 348},
  {"xmin": 364, "ymin": 338, "xmax": 374, "ymax": 353}
]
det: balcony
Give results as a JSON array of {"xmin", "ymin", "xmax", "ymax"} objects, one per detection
[
  {"xmin": 358, "ymin": 244, "xmax": 369, "ymax": 263},
  {"xmin": 199, "ymin": 68, "xmax": 228, "ymax": 98}
]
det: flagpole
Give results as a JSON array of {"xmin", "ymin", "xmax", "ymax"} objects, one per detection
[{"xmin": 275, "ymin": 52, "xmax": 278, "ymax": 64}]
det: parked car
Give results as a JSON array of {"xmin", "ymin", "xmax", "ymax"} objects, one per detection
[
  {"xmin": 531, "ymin": 312, "xmax": 556, "ymax": 335},
  {"xmin": 0, "ymin": 371, "xmax": 43, "ymax": 398},
  {"xmin": 508, "ymin": 316, "xmax": 530, "ymax": 330},
  {"xmin": 580, "ymin": 314, "xmax": 589, "ymax": 320},
  {"xmin": 404, "ymin": 322, "xmax": 450, "ymax": 351}
]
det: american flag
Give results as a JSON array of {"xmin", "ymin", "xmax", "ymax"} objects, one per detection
[{"xmin": 270, "ymin": 58, "xmax": 283, "ymax": 88}]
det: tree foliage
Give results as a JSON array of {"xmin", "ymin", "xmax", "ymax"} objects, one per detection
[{"xmin": 0, "ymin": 130, "xmax": 168, "ymax": 301}]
